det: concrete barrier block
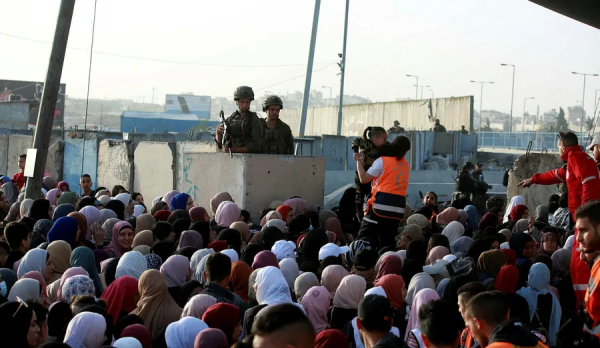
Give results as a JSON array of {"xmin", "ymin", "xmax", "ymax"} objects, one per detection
[
  {"xmin": 507, "ymin": 153, "xmax": 562, "ymax": 212},
  {"xmin": 97, "ymin": 139, "xmax": 130, "ymax": 190},
  {"xmin": 134, "ymin": 142, "xmax": 174, "ymax": 204},
  {"xmin": 181, "ymin": 153, "xmax": 325, "ymax": 221},
  {"xmin": 0, "ymin": 135, "xmax": 8, "ymax": 175},
  {"xmin": 175, "ymin": 141, "xmax": 217, "ymax": 190},
  {"xmin": 7, "ymin": 135, "xmax": 32, "ymax": 175}
]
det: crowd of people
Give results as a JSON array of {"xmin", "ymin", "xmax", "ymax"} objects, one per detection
[{"xmin": 0, "ymin": 129, "xmax": 600, "ymax": 347}]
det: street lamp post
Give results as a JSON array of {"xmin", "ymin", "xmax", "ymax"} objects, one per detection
[
  {"xmin": 522, "ymin": 97, "xmax": 535, "ymax": 132},
  {"xmin": 572, "ymin": 72, "xmax": 599, "ymax": 135},
  {"xmin": 322, "ymin": 86, "xmax": 332, "ymax": 106},
  {"xmin": 470, "ymin": 80, "xmax": 494, "ymax": 131},
  {"xmin": 501, "ymin": 64, "xmax": 515, "ymax": 132},
  {"xmin": 429, "ymin": 89, "xmax": 434, "ymax": 99},
  {"xmin": 407, "ymin": 74, "xmax": 418, "ymax": 100}
]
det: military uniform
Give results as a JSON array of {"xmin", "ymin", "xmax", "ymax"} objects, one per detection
[
  {"xmin": 261, "ymin": 118, "xmax": 294, "ymax": 155},
  {"xmin": 352, "ymin": 137, "xmax": 386, "ymax": 218},
  {"xmin": 471, "ymin": 168, "xmax": 491, "ymax": 215},
  {"xmin": 387, "ymin": 126, "xmax": 406, "ymax": 133},
  {"xmin": 218, "ymin": 111, "xmax": 264, "ymax": 153}
]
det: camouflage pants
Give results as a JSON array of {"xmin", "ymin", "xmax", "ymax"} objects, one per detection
[{"xmin": 355, "ymin": 171, "xmax": 372, "ymax": 214}]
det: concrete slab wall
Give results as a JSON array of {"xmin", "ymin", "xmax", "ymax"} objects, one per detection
[
  {"xmin": 281, "ymin": 96, "xmax": 473, "ymax": 136},
  {"xmin": 175, "ymin": 141, "xmax": 218, "ymax": 191},
  {"xmin": 134, "ymin": 142, "xmax": 174, "ymax": 203},
  {"xmin": 62, "ymin": 134, "xmax": 98, "ymax": 194},
  {"xmin": 507, "ymin": 154, "xmax": 562, "ymax": 213},
  {"xmin": 0, "ymin": 102, "xmax": 30, "ymax": 130},
  {"xmin": 7, "ymin": 135, "xmax": 33, "ymax": 176},
  {"xmin": 321, "ymin": 135, "xmax": 348, "ymax": 170},
  {"xmin": 97, "ymin": 139, "xmax": 131, "ymax": 190},
  {"xmin": 0, "ymin": 135, "xmax": 9, "ymax": 175}
]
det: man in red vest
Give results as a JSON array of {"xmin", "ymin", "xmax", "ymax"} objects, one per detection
[{"xmin": 519, "ymin": 131, "xmax": 600, "ymax": 306}]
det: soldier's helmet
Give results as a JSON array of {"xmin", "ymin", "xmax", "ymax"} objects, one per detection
[
  {"xmin": 393, "ymin": 120, "xmax": 400, "ymax": 126},
  {"xmin": 234, "ymin": 86, "xmax": 255, "ymax": 101},
  {"xmin": 262, "ymin": 95, "xmax": 284, "ymax": 112}
]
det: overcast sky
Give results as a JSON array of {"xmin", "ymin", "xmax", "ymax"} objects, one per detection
[{"xmin": 1, "ymin": 0, "xmax": 599, "ymax": 116}]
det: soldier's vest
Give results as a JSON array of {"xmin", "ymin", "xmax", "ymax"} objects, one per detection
[{"xmin": 263, "ymin": 121, "xmax": 288, "ymax": 154}]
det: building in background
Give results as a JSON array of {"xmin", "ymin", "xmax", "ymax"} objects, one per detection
[{"xmin": 0, "ymin": 79, "xmax": 66, "ymax": 126}]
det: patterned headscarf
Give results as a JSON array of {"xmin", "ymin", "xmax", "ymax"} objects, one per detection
[
  {"xmin": 146, "ymin": 254, "xmax": 163, "ymax": 270},
  {"xmin": 61, "ymin": 275, "xmax": 95, "ymax": 304}
]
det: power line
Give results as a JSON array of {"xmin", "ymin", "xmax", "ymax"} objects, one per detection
[{"xmin": 0, "ymin": 32, "xmax": 336, "ymax": 68}]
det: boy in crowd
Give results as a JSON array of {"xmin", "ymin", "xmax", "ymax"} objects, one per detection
[
  {"xmin": 356, "ymin": 295, "xmax": 407, "ymax": 347},
  {"xmin": 79, "ymin": 174, "xmax": 94, "ymax": 197},
  {"xmin": 252, "ymin": 304, "xmax": 315, "ymax": 348},
  {"xmin": 420, "ymin": 300, "xmax": 463, "ymax": 348},
  {"xmin": 4, "ymin": 221, "xmax": 30, "ymax": 270},
  {"xmin": 13, "ymin": 154, "xmax": 26, "ymax": 190}
]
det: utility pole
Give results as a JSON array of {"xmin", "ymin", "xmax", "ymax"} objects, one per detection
[
  {"xmin": 336, "ymin": 0, "xmax": 350, "ymax": 136},
  {"xmin": 572, "ymin": 72, "xmax": 598, "ymax": 135},
  {"xmin": 407, "ymin": 75, "xmax": 418, "ymax": 100},
  {"xmin": 470, "ymin": 80, "xmax": 494, "ymax": 131},
  {"xmin": 298, "ymin": 0, "xmax": 321, "ymax": 137},
  {"xmin": 25, "ymin": 0, "xmax": 76, "ymax": 199},
  {"xmin": 501, "ymin": 64, "xmax": 515, "ymax": 132},
  {"xmin": 523, "ymin": 97, "xmax": 535, "ymax": 132}
]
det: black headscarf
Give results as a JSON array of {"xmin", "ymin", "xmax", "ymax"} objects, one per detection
[
  {"xmin": 178, "ymin": 280, "xmax": 202, "ymax": 308},
  {"xmin": 241, "ymin": 244, "xmax": 264, "ymax": 267},
  {"xmin": 77, "ymin": 197, "xmax": 96, "ymax": 211},
  {"xmin": 413, "ymin": 206, "xmax": 434, "ymax": 220},
  {"xmin": 0, "ymin": 301, "xmax": 35, "ymax": 348},
  {"xmin": 466, "ymin": 239, "xmax": 490, "ymax": 262},
  {"xmin": 19, "ymin": 216, "xmax": 36, "ymax": 232},
  {"xmin": 299, "ymin": 260, "xmax": 319, "ymax": 274},
  {"xmin": 172, "ymin": 218, "xmax": 191, "ymax": 240},
  {"xmin": 318, "ymin": 255, "xmax": 343, "ymax": 278},
  {"xmin": 288, "ymin": 215, "xmax": 312, "ymax": 237},
  {"xmin": 401, "ymin": 258, "xmax": 423, "ymax": 285},
  {"xmin": 152, "ymin": 240, "xmax": 175, "ymax": 264},
  {"xmin": 509, "ymin": 232, "xmax": 534, "ymax": 259},
  {"xmin": 102, "ymin": 257, "xmax": 120, "ymax": 287},
  {"xmin": 217, "ymin": 228, "xmax": 243, "ymax": 255},
  {"xmin": 175, "ymin": 246, "xmax": 198, "ymax": 261},
  {"xmin": 406, "ymin": 239, "xmax": 427, "ymax": 265},
  {"xmin": 338, "ymin": 187, "xmax": 356, "ymax": 210},
  {"xmin": 190, "ymin": 221, "xmax": 211, "ymax": 246},
  {"xmin": 427, "ymin": 233, "xmax": 450, "ymax": 255},
  {"xmin": 168, "ymin": 210, "xmax": 189, "ymax": 224},
  {"xmin": 104, "ymin": 200, "xmax": 125, "ymax": 220},
  {"xmin": 298, "ymin": 228, "xmax": 328, "ymax": 264},
  {"xmin": 113, "ymin": 314, "xmax": 144, "ymax": 339},
  {"xmin": 259, "ymin": 227, "xmax": 283, "ymax": 251},
  {"xmin": 352, "ymin": 249, "xmax": 377, "ymax": 271},
  {"xmin": 304, "ymin": 211, "xmax": 320, "ymax": 229},
  {"xmin": 47, "ymin": 301, "xmax": 73, "ymax": 342},
  {"xmin": 29, "ymin": 199, "xmax": 51, "ymax": 221},
  {"xmin": 127, "ymin": 218, "xmax": 137, "ymax": 232}
]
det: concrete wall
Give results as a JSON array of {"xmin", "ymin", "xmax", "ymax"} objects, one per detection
[
  {"xmin": 5, "ymin": 134, "xmax": 62, "ymax": 179},
  {"xmin": 507, "ymin": 153, "xmax": 562, "ymax": 213},
  {"xmin": 0, "ymin": 102, "xmax": 31, "ymax": 130},
  {"xmin": 97, "ymin": 139, "xmax": 131, "ymax": 190},
  {"xmin": 181, "ymin": 152, "xmax": 325, "ymax": 221},
  {"xmin": 175, "ymin": 141, "xmax": 217, "ymax": 192},
  {"xmin": 134, "ymin": 142, "xmax": 174, "ymax": 202},
  {"xmin": 62, "ymin": 133, "xmax": 98, "ymax": 194},
  {"xmin": 281, "ymin": 96, "xmax": 474, "ymax": 136}
]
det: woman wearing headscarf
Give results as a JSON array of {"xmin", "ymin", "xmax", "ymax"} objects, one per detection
[
  {"xmin": 104, "ymin": 221, "xmax": 134, "ymax": 258},
  {"xmin": 215, "ymin": 201, "xmax": 242, "ymax": 228},
  {"xmin": 279, "ymin": 258, "xmax": 299, "ymax": 292},
  {"xmin": 151, "ymin": 201, "xmax": 168, "ymax": 215},
  {"xmin": 517, "ymin": 263, "xmax": 562, "ymax": 346},
  {"xmin": 101, "ymin": 275, "xmax": 139, "ymax": 325},
  {"xmin": 0, "ymin": 300, "xmax": 41, "ymax": 348},
  {"xmin": 29, "ymin": 219, "xmax": 53, "ymax": 249},
  {"xmin": 406, "ymin": 239, "xmax": 428, "ymax": 266},
  {"xmin": 300, "ymin": 285, "xmax": 331, "ymax": 333},
  {"xmin": 441, "ymin": 221, "xmax": 465, "ymax": 245},
  {"xmin": 194, "ymin": 328, "xmax": 228, "ymax": 348},
  {"xmin": 405, "ymin": 288, "xmax": 440, "ymax": 344},
  {"xmin": 503, "ymin": 195, "xmax": 525, "ymax": 222},
  {"xmin": 176, "ymin": 230, "xmax": 202, "ymax": 250},
  {"xmin": 550, "ymin": 248, "xmax": 577, "ymax": 321},
  {"xmin": 464, "ymin": 205, "xmax": 480, "ymax": 233},
  {"xmin": 477, "ymin": 249, "xmax": 508, "ymax": 286},
  {"xmin": 160, "ymin": 255, "xmax": 191, "ymax": 303},
  {"xmin": 239, "ymin": 244, "xmax": 263, "ymax": 268},
  {"xmin": 47, "ymin": 266, "xmax": 88, "ymax": 303},
  {"xmin": 56, "ymin": 192, "xmax": 77, "ymax": 207},
  {"xmin": 132, "ymin": 229, "xmax": 154, "ymax": 249},
  {"xmin": 405, "ymin": 272, "xmax": 435, "ymax": 309},
  {"xmin": 189, "ymin": 206, "xmax": 209, "ymax": 223},
  {"xmin": 170, "ymin": 193, "xmax": 193, "ymax": 212},
  {"xmin": 217, "ymin": 228, "xmax": 243, "ymax": 255},
  {"xmin": 493, "ymin": 265, "xmax": 531, "ymax": 325},
  {"xmin": 104, "ymin": 199, "xmax": 126, "ymax": 220},
  {"xmin": 329, "ymin": 275, "xmax": 366, "ymax": 331},
  {"xmin": 477, "ymin": 212, "xmax": 499, "ymax": 231},
  {"xmin": 254, "ymin": 267, "xmax": 295, "ymax": 312},
  {"xmin": 375, "ymin": 274, "xmax": 408, "ymax": 335},
  {"xmin": 332, "ymin": 187, "xmax": 360, "ymax": 228},
  {"xmin": 436, "ymin": 207, "xmax": 460, "ymax": 227},
  {"xmin": 64, "ymin": 311, "xmax": 107, "ymax": 348},
  {"xmin": 297, "ymin": 228, "xmax": 329, "ymax": 265},
  {"xmin": 324, "ymin": 217, "xmax": 347, "ymax": 245},
  {"xmin": 77, "ymin": 196, "xmax": 96, "ymax": 211},
  {"xmin": 4, "ymin": 200, "xmax": 21, "ymax": 222},
  {"xmin": 182, "ymin": 293, "xmax": 217, "ymax": 320},
  {"xmin": 2, "ymin": 181, "xmax": 18, "ymax": 205},
  {"xmin": 539, "ymin": 230, "xmax": 560, "ymax": 257},
  {"xmin": 252, "ymin": 250, "xmax": 279, "ymax": 270},
  {"xmin": 209, "ymin": 192, "xmax": 232, "ymax": 215},
  {"xmin": 199, "ymin": 303, "xmax": 241, "ymax": 345},
  {"xmin": 20, "ymin": 198, "xmax": 34, "ymax": 218},
  {"xmin": 7, "ymin": 278, "xmax": 41, "ymax": 302},
  {"xmin": 177, "ymin": 280, "xmax": 202, "ymax": 308},
  {"xmin": 284, "ymin": 197, "xmax": 308, "ymax": 216},
  {"xmin": 46, "ymin": 241, "xmax": 71, "ymax": 283},
  {"xmin": 47, "ymin": 301, "xmax": 73, "ymax": 343},
  {"xmin": 17, "ymin": 249, "xmax": 51, "ymax": 280},
  {"xmin": 510, "ymin": 232, "xmax": 536, "ymax": 287},
  {"xmin": 134, "ymin": 213, "xmax": 154, "ymax": 234},
  {"xmin": 374, "ymin": 254, "xmax": 403, "ymax": 283},
  {"xmin": 226, "ymin": 260, "xmax": 251, "ymax": 302},
  {"xmin": 130, "ymin": 269, "xmax": 182, "ymax": 340},
  {"xmin": 276, "ymin": 205, "xmax": 294, "ymax": 225},
  {"xmin": 116, "ymin": 251, "xmax": 148, "ymax": 280},
  {"xmin": 28, "ymin": 199, "xmax": 52, "ymax": 221},
  {"xmin": 426, "ymin": 246, "xmax": 450, "ymax": 265},
  {"xmin": 102, "ymin": 217, "xmax": 120, "ymax": 245},
  {"xmin": 52, "ymin": 204, "xmax": 74, "ymax": 223},
  {"xmin": 321, "ymin": 265, "xmax": 350, "ymax": 299},
  {"xmin": 165, "ymin": 316, "xmax": 208, "ymax": 348},
  {"xmin": 68, "ymin": 246, "xmax": 103, "ymax": 297},
  {"xmin": 450, "ymin": 236, "xmax": 473, "ymax": 256},
  {"xmin": 61, "ymin": 275, "xmax": 95, "ymax": 304}
]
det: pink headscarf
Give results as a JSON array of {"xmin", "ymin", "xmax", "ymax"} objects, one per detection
[
  {"xmin": 56, "ymin": 266, "xmax": 89, "ymax": 301},
  {"xmin": 46, "ymin": 189, "xmax": 60, "ymax": 206},
  {"xmin": 80, "ymin": 206, "xmax": 101, "ymax": 239},
  {"xmin": 22, "ymin": 271, "xmax": 47, "ymax": 297},
  {"xmin": 215, "ymin": 202, "xmax": 241, "ymax": 227},
  {"xmin": 283, "ymin": 198, "xmax": 307, "ymax": 216},
  {"xmin": 300, "ymin": 286, "xmax": 331, "ymax": 333},
  {"xmin": 162, "ymin": 191, "xmax": 180, "ymax": 209},
  {"xmin": 321, "ymin": 265, "xmax": 350, "ymax": 299},
  {"xmin": 104, "ymin": 221, "xmax": 133, "ymax": 258},
  {"xmin": 189, "ymin": 207, "xmax": 208, "ymax": 222},
  {"xmin": 405, "ymin": 288, "xmax": 439, "ymax": 340},
  {"xmin": 177, "ymin": 230, "xmax": 203, "ymax": 250},
  {"xmin": 210, "ymin": 192, "xmax": 232, "ymax": 215},
  {"xmin": 436, "ymin": 207, "xmax": 460, "ymax": 225},
  {"xmin": 426, "ymin": 246, "xmax": 450, "ymax": 264},
  {"xmin": 260, "ymin": 210, "xmax": 282, "ymax": 226},
  {"xmin": 160, "ymin": 255, "xmax": 190, "ymax": 288}
]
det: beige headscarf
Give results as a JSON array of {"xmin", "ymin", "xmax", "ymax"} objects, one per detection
[
  {"xmin": 130, "ymin": 269, "xmax": 183, "ymax": 339},
  {"xmin": 230, "ymin": 221, "xmax": 251, "ymax": 243},
  {"xmin": 47, "ymin": 241, "xmax": 72, "ymax": 283},
  {"xmin": 320, "ymin": 265, "xmax": 350, "ymax": 299},
  {"xmin": 135, "ymin": 214, "xmax": 155, "ymax": 233},
  {"xmin": 210, "ymin": 192, "xmax": 232, "ymax": 214},
  {"xmin": 132, "ymin": 230, "xmax": 154, "ymax": 248},
  {"xmin": 294, "ymin": 272, "xmax": 319, "ymax": 302},
  {"xmin": 333, "ymin": 275, "xmax": 366, "ymax": 309}
]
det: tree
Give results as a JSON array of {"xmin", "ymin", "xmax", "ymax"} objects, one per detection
[
  {"xmin": 586, "ymin": 117, "xmax": 594, "ymax": 132},
  {"xmin": 556, "ymin": 107, "xmax": 568, "ymax": 132},
  {"xmin": 481, "ymin": 117, "xmax": 492, "ymax": 131}
]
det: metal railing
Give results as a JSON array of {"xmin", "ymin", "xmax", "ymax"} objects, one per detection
[{"xmin": 476, "ymin": 131, "xmax": 588, "ymax": 151}]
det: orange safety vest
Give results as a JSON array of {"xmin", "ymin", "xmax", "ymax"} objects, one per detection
[
  {"xmin": 366, "ymin": 156, "xmax": 409, "ymax": 220},
  {"xmin": 487, "ymin": 342, "xmax": 549, "ymax": 348},
  {"xmin": 585, "ymin": 255, "xmax": 600, "ymax": 337}
]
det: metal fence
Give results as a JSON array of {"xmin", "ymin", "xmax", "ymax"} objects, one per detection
[{"xmin": 476, "ymin": 131, "xmax": 589, "ymax": 151}]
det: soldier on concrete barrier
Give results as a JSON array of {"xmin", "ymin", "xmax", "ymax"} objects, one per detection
[
  {"xmin": 352, "ymin": 126, "xmax": 389, "ymax": 221},
  {"xmin": 432, "ymin": 119, "xmax": 447, "ymax": 132},
  {"xmin": 387, "ymin": 120, "xmax": 405, "ymax": 133},
  {"xmin": 215, "ymin": 86, "xmax": 264, "ymax": 154},
  {"xmin": 260, "ymin": 95, "xmax": 294, "ymax": 155}
]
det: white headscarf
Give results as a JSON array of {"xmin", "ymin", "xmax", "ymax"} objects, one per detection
[
  {"xmin": 20, "ymin": 198, "xmax": 34, "ymax": 218},
  {"xmin": 221, "ymin": 249, "xmax": 239, "ymax": 262},
  {"xmin": 115, "ymin": 251, "xmax": 147, "ymax": 280},
  {"xmin": 113, "ymin": 337, "xmax": 143, "ymax": 348},
  {"xmin": 406, "ymin": 272, "xmax": 436, "ymax": 305},
  {"xmin": 563, "ymin": 235, "xmax": 575, "ymax": 250},
  {"xmin": 17, "ymin": 249, "xmax": 47, "ymax": 278},
  {"xmin": 271, "ymin": 240, "xmax": 296, "ymax": 260},
  {"xmin": 194, "ymin": 254, "xmax": 211, "ymax": 286},
  {"xmin": 132, "ymin": 205, "xmax": 145, "ymax": 218},
  {"xmin": 364, "ymin": 286, "xmax": 387, "ymax": 298},
  {"xmin": 190, "ymin": 249, "xmax": 214, "ymax": 281},
  {"xmin": 441, "ymin": 221, "xmax": 465, "ymax": 245},
  {"xmin": 64, "ymin": 312, "xmax": 107, "ymax": 348},
  {"xmin": 279, "ymin": 258, "xmax": 299, "ymax": 290},
  {"xmin": 114, "ymin": 193, "xmax": 132, "ymax": 208},
  {"xmin": 165, "ymin": 317, "xmax": 208, "ymax": 348},
  {"xmin": 263, "ymin": 219, "xmax": 288, "ymax": 233},
  {"xmin": 256, "ymin": 266, "xmax": 292, "ymax": 306},
  {"xmin": 504, "ymin": 195, "xmax": 525, "ymax": 223}
]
